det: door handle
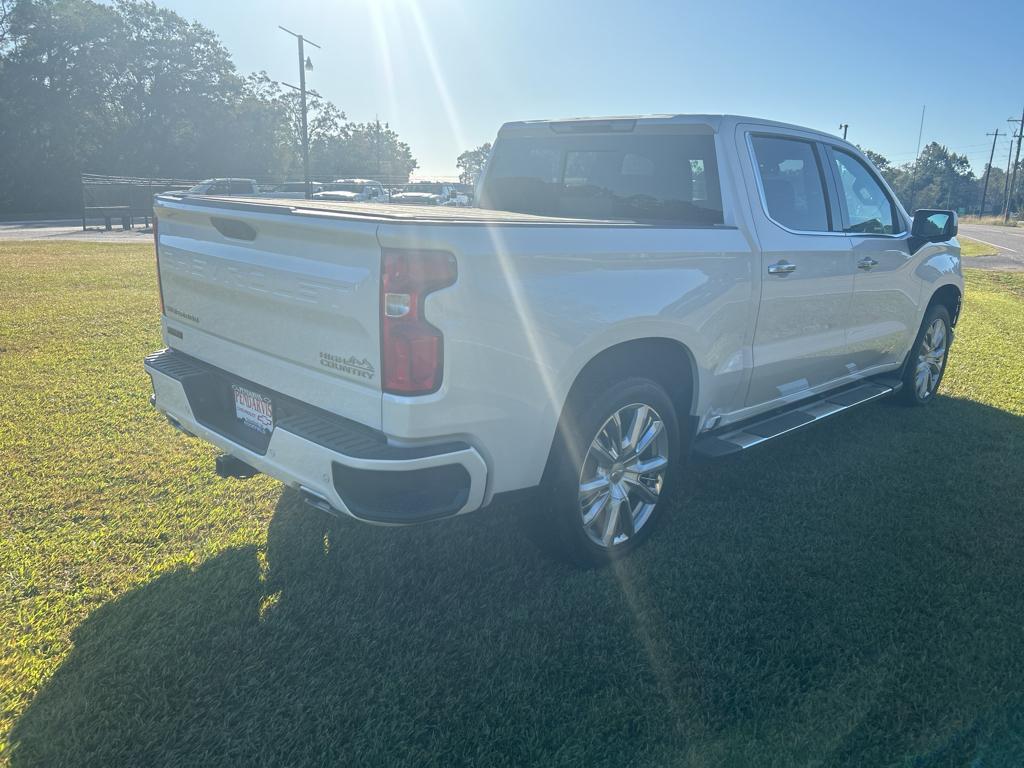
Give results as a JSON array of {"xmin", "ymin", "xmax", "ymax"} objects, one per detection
[
  {"xmin": 767, "ymin": 260, "xmax": 797, "ymax": 275},
  {"xmin": 857, "ymin": 257, "xmax": 879, "ymax": 270}
]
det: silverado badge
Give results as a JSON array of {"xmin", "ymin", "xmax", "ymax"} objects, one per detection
[{"xmin": 320, "ymin": 352, "xmax": 376, "ymax": 381}]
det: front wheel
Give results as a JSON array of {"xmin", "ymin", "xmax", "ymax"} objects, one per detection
[
  {"xmin": 536, "ymin": 377, "xmax": 681, "ymax": 567},
  {"xmin": 900, "ymin": 304, "xmax": 952, "ymax": 405}
]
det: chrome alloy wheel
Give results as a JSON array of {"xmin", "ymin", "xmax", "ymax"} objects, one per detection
[
  {"xmin": 915, "ymin": 318, "xmax": 948, "ymax": 400},
  {"xmin": 577, "ymin": 403, "xmax": 669, "ymax": 548}
]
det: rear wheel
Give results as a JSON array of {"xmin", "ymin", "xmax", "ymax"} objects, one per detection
[
  {"xmin": 536, "ymin": 377, "xmax": 681, "ymax": 567},
  {"xmin": 900, "ymin": 304, "xmax": 951, "ymax": 405}
]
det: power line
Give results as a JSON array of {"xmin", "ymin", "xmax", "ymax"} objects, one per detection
[
  {"xmin": 907, "ymin": 105, "xmax": 926, "ymax": 211},
  {"xmin": 885, "ymin": 141, "xmax": 1001, "ymax": 160}
]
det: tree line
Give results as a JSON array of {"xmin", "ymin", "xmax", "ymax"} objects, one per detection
[
  {"xmin": 862, "ymin": 143, "xmax": 1021, "ymax": 217},
  {"xmin": 0, "ymin": 0, "xmax": 419, "ymax": 215},
  {"xmin": 2, "ymin": 0, "xmax": 1019, "ymax": 218}
]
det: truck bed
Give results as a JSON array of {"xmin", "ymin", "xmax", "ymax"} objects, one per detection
[{"xmin": 157, "ymin": 193, "xmax": 657, "ymax": 227}]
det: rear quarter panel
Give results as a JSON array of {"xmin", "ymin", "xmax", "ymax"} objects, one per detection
[{"xmin": 377, "ymin": 222, "xmax": 757, "ymax": 497}]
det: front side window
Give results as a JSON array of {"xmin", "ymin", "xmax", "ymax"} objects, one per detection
[
  {"xmin": 831, "ymin": 149, "xmax": 898, "ymax": 234},
  {"xmin": 479, "ymin": 132, "xmax": 724, "ymax": 225},
  {"xmin": 751, "ymin": 135, "xmax": 830, "ymax": 232}
]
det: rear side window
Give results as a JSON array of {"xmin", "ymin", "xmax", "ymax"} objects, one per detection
[
  {"xmin": 751, "ymin": 135, "xmax": 830, "ymax": 233},
  {"xmin": 229, "ymin": 180, "xmax": 254, "ymax": 195},
  {"xmin": 479, "ymin": 132, "xmax": 724, "ymax": 225}
]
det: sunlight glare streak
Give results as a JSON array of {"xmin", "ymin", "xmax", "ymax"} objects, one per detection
[
  {"xmin": 369, "ymin": 1, "xmax": 401, "ymax": 127},
  {"xmin": 406, "ymin": 0, "xmax": 469, "ymax": 150},
  {"xmin": 610, "ymin": 557, "xmax": 687, "ymax": 733},
  {"xmin": 479, "ymin": 224, "xmax": 574, "ymax": 465}
]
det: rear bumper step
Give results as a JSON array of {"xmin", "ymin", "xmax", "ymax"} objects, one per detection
[
  {"xmin": 144, "ymin": 348, "xmax": 488, "ymax": 524},
  {"xmin": 693, "ymin": 378, "xmax": 901, "ymax": 459}
]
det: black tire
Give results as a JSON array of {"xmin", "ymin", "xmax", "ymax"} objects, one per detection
[
  {"xmin": 899, "ymin": 304, "xmax": 952, "ymax": 406},
  {"xmin": 530, "ymin": 377, "xmax": 682, "ymax": 568}
]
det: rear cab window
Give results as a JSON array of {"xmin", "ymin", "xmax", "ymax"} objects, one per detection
[{"xmin": 479, "ymin": 128, "xmax": 724, "ymax": 225}]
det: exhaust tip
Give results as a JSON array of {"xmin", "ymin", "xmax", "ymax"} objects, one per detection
[
  {"xmin": 300, "ymin": 487, "xmax": 343, "ymax": 518},
  {"xmin": 215, "ymin": 453, "xmax": 259, "ymax": 480}
]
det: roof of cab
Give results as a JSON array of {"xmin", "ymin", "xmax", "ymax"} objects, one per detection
[{"xmin": 498, "ymin": 114, "xmax": 846, "ymax": 145}]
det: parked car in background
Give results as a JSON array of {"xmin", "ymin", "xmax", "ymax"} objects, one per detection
[
  {"xmin": 313, "ymin": 179, "xmax": 389, "ymax": 203},
  {"xmin": 183, "ymin": 178, "xmax": 260, "ymax": 197},
  {"xmin": 441, "ymin": 183, "xmax": 474, "ymax": 207},
  {"xmin": 265, "ymin": 181, "xmax": 324, "ymax": 199},
  {"xmin": 146, "ymin": 114, "xmax": 962, "ymax": 566},
  {"xmin": 391, "ymin": 181, "xmax": 460, "ymax": 205}
]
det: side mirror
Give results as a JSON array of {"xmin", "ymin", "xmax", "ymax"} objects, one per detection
[
  {"xmin": 911, "ymin": 209, "xmax": 957, "ymax": 241},
  {"xmin": 909, "ymin": 209, "xmax": 957, "ymax": 254}
]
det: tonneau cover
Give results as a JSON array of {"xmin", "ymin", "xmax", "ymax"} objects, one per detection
[{"xmin": 156, "ymin": 193, "xmax": 653, "ymax": 226}]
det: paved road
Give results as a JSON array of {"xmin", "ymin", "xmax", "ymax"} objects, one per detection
[
  {"xmin": 958, "ymin": 223, "xmax": 1024, "ymax": 271},
  {"xmin": 0, "ymin": 219, "xmax": 153, "ymax": 243}
]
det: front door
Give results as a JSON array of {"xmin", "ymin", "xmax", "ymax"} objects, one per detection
[
  {"xmin": 825, "ymin": 145, "xmax": 919, "ymax": 372},
  {"xmin": 742, "ymin": 131, "xmax": 855, "ymax": 407}
]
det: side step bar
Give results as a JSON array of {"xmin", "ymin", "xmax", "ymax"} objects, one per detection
[{"xmin": 692, "ymin": 378, "xmax": 901, "ymax": 459}]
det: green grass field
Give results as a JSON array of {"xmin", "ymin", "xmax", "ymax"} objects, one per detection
[
  {"xmin": 2, "ymin": 241, "xmax": 1024, "ymax": 767},
  {"xmin": 958, "ymin": 236, "xmax": 1000, "ymax": 258}
]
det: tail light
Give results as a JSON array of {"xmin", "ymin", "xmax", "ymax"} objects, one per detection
[
  {"xmin": 153, "ymin": 214, "xmax": 165, "ymax": 315},
  {"xmin": 380, "ymin": 248, "xmax": 457, "ymax": 395}
]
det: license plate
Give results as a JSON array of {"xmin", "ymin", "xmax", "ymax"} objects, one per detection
[{"xmin": 232, "ymin": 385, "xmax": 273, "ymax": 434}]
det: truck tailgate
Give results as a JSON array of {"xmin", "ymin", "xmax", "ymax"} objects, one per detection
[{"xmin": 154, "ymin": 196, "xmax": 383, "ymax": 428}]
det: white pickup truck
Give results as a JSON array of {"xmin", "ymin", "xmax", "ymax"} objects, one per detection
[{"xmin": 145, "ymin": 114, "xmax": 962, "ymax": 566}]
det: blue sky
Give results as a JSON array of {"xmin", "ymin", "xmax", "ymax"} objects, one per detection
[{"xmin": 157, "ymin": 0, "xmax": 1024, "ymax": 178}]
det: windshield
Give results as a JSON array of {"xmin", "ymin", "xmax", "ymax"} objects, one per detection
[{"xmin": 479, "ymin": 132, "xmax": 724, "ymax": 224}]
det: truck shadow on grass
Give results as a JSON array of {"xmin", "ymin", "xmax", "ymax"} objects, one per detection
[{"xmin": 10, "ymin": 396, "xmax": 1024, "ymax": 767}]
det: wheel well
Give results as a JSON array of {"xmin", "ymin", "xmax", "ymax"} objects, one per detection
[
  {"xmin": 928, "ymin": 284, "xmax": 962, "ymax": 326},
  {"xmin": 542, "ymin": 338, "xmax": 697, "ymax": 483}
]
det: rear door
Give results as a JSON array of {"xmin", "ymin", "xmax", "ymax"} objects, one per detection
[
  {"xmin": 824, "ymin": 144, "xmax": 918, "ymax": 371},
  {"xmin": 740, "ymin": 128, "xmax": 855, "ymax": 407}
]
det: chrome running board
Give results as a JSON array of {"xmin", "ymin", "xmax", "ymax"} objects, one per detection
[{"xmin": 692, "ymin": 377, "xmax": 902, "ymax": 459}]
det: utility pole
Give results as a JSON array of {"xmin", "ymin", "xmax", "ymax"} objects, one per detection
[
  {"xmin": 1001, "ymin": 137, "xmax": 1014, "ymax": 219},
  {"xmin": 374, "ymin": 115, "xmax": 382, "ymax": 178},
  {"xmin": 839, "ymin": 123, "xmax": 848, "ymax": 140},
  {"xmin": 279, "ymin": 26, "xmax": 321, "ymax": 199},
  {"xmin": 979, "ymin": 129, "xmax": 1001, "ymax": 216},
  {"xmin": 1006, "ymin": 106, "xmax": 1024, "ymax": 223}
]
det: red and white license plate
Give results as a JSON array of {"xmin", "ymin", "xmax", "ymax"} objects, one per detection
[{"xmin": 232, "ymin": 385, "xmax": 273, "ymax": 434}]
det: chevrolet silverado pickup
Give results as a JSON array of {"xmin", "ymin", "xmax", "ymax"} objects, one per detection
[{"xmin": 145, "ymin": 114, "xmax": 962, "ymax": 566}]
